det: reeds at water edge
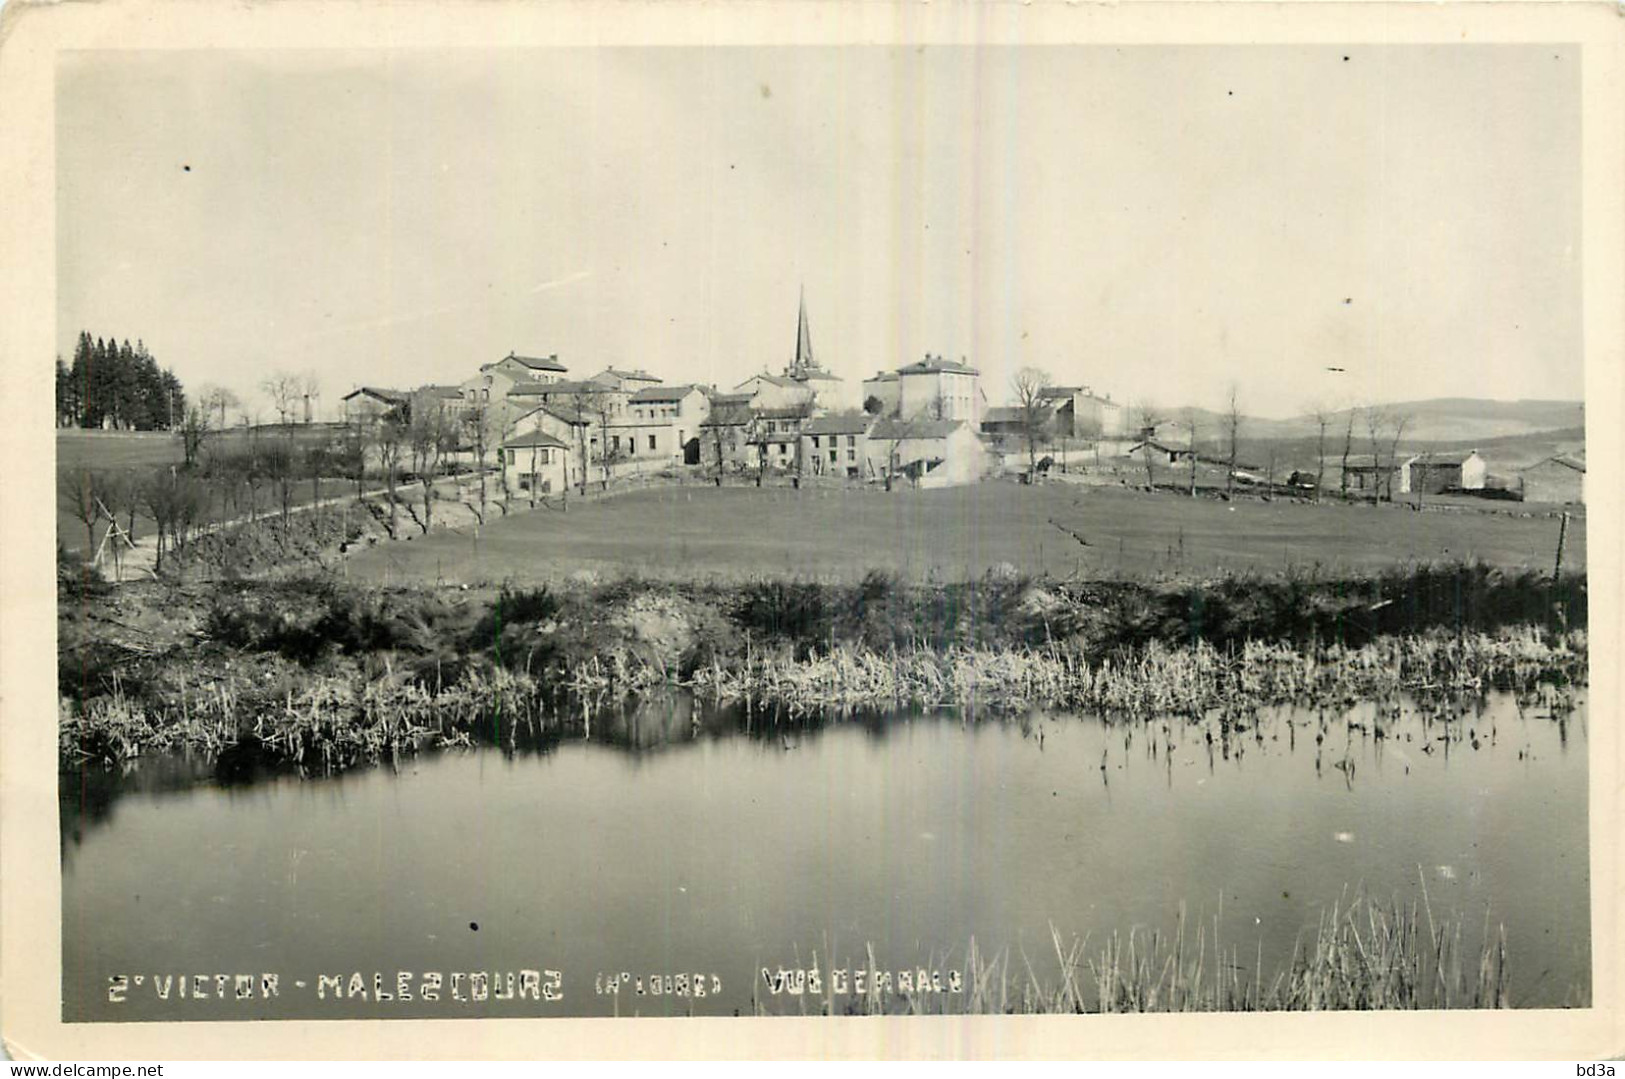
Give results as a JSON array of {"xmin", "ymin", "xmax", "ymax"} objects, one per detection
[{"xmin": 764, "ymin": 887, "xmax": 1519, "ymax": 1016}]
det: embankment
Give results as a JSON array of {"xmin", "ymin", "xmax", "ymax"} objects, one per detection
[{"xmin": 58, "ymin": 561, "xmax": 1587, "ymax": 771}]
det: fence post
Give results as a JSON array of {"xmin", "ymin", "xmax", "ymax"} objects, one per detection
[{"xmin": 1553, "ymin": 511, "xmax": 1569, "ymax": 581}]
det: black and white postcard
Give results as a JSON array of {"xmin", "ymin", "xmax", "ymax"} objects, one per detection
[{"xmin": 2, "ymin": 0, "xmax": 1621, "ymax": 1061}]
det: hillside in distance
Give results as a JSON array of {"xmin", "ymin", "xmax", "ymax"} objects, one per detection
[{"xmin": 1172, "ymin": 398, "xmax": 1584, "ymax": 444}]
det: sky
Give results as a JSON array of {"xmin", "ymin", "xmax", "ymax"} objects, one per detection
[{"xmin": 56, "ymin": 45, "xmax": 1582, "ymax": 420}]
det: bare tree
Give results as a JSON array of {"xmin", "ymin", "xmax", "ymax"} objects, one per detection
[
  {"xmin": 60, "ymin": 468, "xmax": 103, "ymax": 554},
  {"xmin": 1134, "ymin": 402, "xmax": 1162, "ymax": 489},
  {"xmin": 199, "ymin": 385, "xmax": 242, "ymax": 431},
  {"xmin": 259, "ymin": 440, "xmax": 297, "ymax": 529},
  {"xmin": 1362, "ymin": 405, "xmax": 1387, "ymax": 502},
  {"xmin": 1224, "ymin": 384, "xmax": 1242, "ymax": 500},
  {"xmin": 1010, "ymin": 367, "xmax": 1054, "ymax": 483},
  {"xmin": 1339, "ymin": 407, "xmax": 1357, "ymax": 498},
  {"xmin": 1384, "ymin": 411, "xmax": 1412, "ymax": 503},
  {"xmin": 103, "ymin": 468, "xmax": 141, "ymax": 546},
  {"xmin": 1182, "ymin": 408, "xmax": 1200, "ymax": 497},
  {"xmin": 1310, "ymin": 402, "xmax": 1332, "ymax": 502},
  {"xmin": 580, "ymin": 393, "xmax": 619, "ymax": 491},
  {"xmin": 461, "ymin": 403, "xmax": 494, "ymax": 523},
  {"xmin": 407, "ymin": 405, "xmax": 449, "ymax": 534},
  {"xmin": 261, "ymin": 373, "xmax": 302, "ymax": 427},
  {"xmin": 375, "ymin": 414, "xmax": 407, "ymax": 538},
  {"xmin": 563, "ymin": 388, "xmax": 609, "ymax": 494},
  {"xmin": 178, "ymin": 404, "xmax": 211, "ymax": 468},
  {"xmin": 703, "ymin": 397, "xmax": 752, "ymax": 487}
]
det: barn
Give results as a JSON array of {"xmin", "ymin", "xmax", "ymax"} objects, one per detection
[
  {"xmin": 1518, "ymin": 455, "xmax": 1585, "ymax": 505},
  {"xmin": 1405, "ymin": 450, "xmax": 1487, "ymax": 495}
]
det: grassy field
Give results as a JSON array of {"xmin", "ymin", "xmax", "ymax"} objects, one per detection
[
  {"xmin": 57, "ymin": 427, "xmax": 356, "ymax": 553},
  {"xmin": 343, "ymin": 481, "xmax": 1583, "ymax": 585}
]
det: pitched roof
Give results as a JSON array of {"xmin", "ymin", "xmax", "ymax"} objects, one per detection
[
  {"xmin": 343, "ymin": 386, "xmax": 408, "ymax": 403},
  {"xmin": 1036, "ymin": 386, "xmax": 1084, "ymax": 399},
  {"xmin": 896, "ymin": 357, "xmax": 979, "ymax": 376},
  {"xmin": 792, "ymin": 369, "xmax": 844, "ymax": 382},
  {"xmin": 538, "ymin": 403, "xmax": 592, "ymax": 426},
  {"xmin": 737, "ymin": 372, "xmax": 802, "ymax": 390},
  {"xmin": 1409, "ymin": 450, "xmax": 1484, "ymax": 466},
  {"xmin": 502, "ymin": 431, "xmax": 571, "ymax": 451},
  {"xmin": 869, "ymin": 418, "xmax": 964, "ymax": 440},
  {"xmin": 414, "ymin": 385, "xmax": 464, "ymax": 400},
  {"xmin": 1341, "ymin": 454, "xmax": 1406, "ymax": 470},
  {"xmin": 1127, "ymin": 438, "xmax": 1191, "ymax": 454},
  {"xmin": 706, "ymin": 391, "xmax": 755, "ymax": 406},
  {"xmin": 630, "ymin": 384, "xmax": 703, "ymax": 403},
  {"xmin": 801, "ymin": 414, "xmax": 874, "ymax": 436},
  {"xmin": 863, "ymin": 372, "xmax": 899, "ymax": 383},
  {"xmin": 754, "ymin": 404, "xmax": 814, "ymax": 420},
  {"xmin": 1522, "ymin": 454, "xmax": 1586, "ymax": 473},
  {"xmin": 502, "ymin": 352, "xmax": 567, "ymax": 372},
  {"xmin": 597, "ymin": 367, "xmax": 661, "ymax": 382},
  {"xmin": 508, "ymin": 379, "xmax": 598, "ymax": 397},
  {"xmin": 982, "ymin": 406, "xmax": 1027, "ymax": 424}
]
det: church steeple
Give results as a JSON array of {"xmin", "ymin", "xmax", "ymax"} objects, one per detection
[{"xmin": 793, "ymin": 285, "xmax": 818, "ymax": 374}]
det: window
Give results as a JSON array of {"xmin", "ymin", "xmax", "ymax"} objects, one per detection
[
  {"xmin": 847, "ymin": 448, "xmax": 855, "ymax": 462},
  {"xmin": 812, "ymin": 436, "xmax": 820, "ymax": 449},
  {"xmin": 846, "ymin": 435, "xmax": 856, "ymax": 447},
  {"xmin": 829, "ymin": 449, "xmax": 837, "ymax": 464},
  {"xmin": 648, "ymin": 434, "xmax": 657, "ymax": 451},
  {"xmin": 612, "ymin": 435, "xmax": 621, "ymax": 452}
]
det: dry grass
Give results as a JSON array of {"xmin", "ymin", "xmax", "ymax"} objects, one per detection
[{"xmin": 766, "ymin": 886, "xmax": 1515, "ymax": 1015}]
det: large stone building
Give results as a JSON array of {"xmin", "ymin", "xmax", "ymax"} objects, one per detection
[{"xmin": 1039, "ymin": 385, "xmax": 1126, "ymax": 438}]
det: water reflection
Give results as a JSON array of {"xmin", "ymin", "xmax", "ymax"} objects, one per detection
[{"xmin": 60, "ymin": 691, "xmax": 1589, "ymax": 1019}]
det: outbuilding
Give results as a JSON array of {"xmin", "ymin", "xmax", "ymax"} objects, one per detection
[
  {"xmin": 1405, "ymin": 450, "xmax": 1487, "ymax": 495},
  {"xmin": 1518, "ymin": 455, "xmax": 1585, "ymax": 505}
]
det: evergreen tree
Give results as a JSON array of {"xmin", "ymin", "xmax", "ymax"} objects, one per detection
[{"xmin": 63, "ymin": 331, "xmax": 188, "ymax": 429}]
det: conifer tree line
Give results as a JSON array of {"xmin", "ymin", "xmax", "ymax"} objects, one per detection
[{"xmin": 55, "ymin": 332, "xmax": 187, "ymax": 430}]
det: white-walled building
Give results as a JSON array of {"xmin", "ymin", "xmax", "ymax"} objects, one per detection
[
  {"xmin": 864, "ymin": 417, "xmax": 989, "ymax": 488},
  {"xmin": 895, "ymin": 356, "xmax": 986, "ymax": 423}
]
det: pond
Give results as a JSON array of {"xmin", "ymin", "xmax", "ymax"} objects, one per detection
[{"xmin": 60, "ymin": 692, "xmax": 1589, "ymax": 1019}]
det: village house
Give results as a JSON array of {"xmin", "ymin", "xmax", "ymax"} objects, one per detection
[
  {"xmin": 895, "ymin": 355, "xmax": 986, "ymax": 424},
  {"xmin": 1518, "ymin": 454, "xmax": 1585, "ymax": 505},
  {"xmin": 410, "ymin": 385, "xmax": 466, "ymax": 419},
  {"xmin": 458, "ymin": 352, "xmax": 571, "ymax": 414},
  {"xmin": 1039, "ymin": 385, "xmax": 1126, "ymax": 438},
  {"xmin": 485, "ymin": 352, "xmax": 568, "ymax": 384},
  {"xmin": 733, "ymin": 372, "xmax": 816, "ymax": 411},
  {"xmin": 598, "ymin": 384, "xmax": 712, "ymax": 468},
  {"xmin": 863, "ymin": 417, "xmax": 988, "ymax": 488},
  {"xmin": 1405, "ymin": 450, "xmax": 1487, "ymax": 495},
  {"xmin": 1340, "ymin": 454, "xmax": 1412, "ymax": 497},
  {"xmin": 980, "ymin": 404, "xmax": 1056, "ymax": 442},
  {"xmin": 698, "ymin": 392, "xmax": 757, "ymax": 471},
  {"xmin": 499, "ymin": 430, "xmax": 575, "ymax": 496},
  {"xmin": 512, "ymin": 402, "xmax": 596, "ymax": 460},
  {"xmin": 1123, "ymin": 433, "xmax": 1194, "ymax": 466},
  {"xmin": 860, "ymin": 371, "xmax": 900, "ymax": 415},
  {"xmin": 746, "ymin": 402, "xmax": 816, "ymax": 471},
  {"xmin": 798, "ymin": 413, "xmax": 874, "ymax": 479},
  {"xmin": 589, "ymin": 367, "xmax": 663, "ymax": 394},
  {"xmin": 341, "ymin": 387, "xmax": 409, "ymax": 423}
]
